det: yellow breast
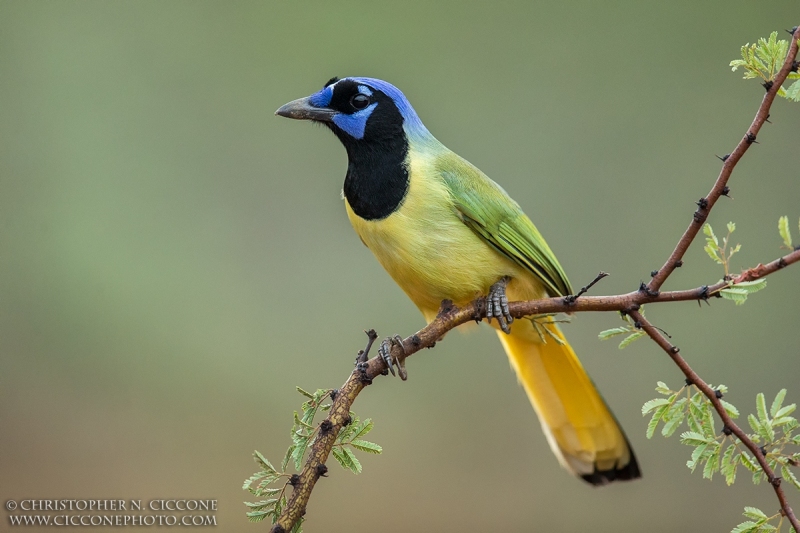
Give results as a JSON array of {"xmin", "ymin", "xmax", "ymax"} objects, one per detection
[{"xmin": 345, "ymin": 152, "xmax": 538, "ymax": 321}]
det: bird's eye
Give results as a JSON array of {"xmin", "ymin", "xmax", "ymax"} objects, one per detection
[{"xmin": 351, "ymin": 94, "xmax": 370, "ymax": 110}]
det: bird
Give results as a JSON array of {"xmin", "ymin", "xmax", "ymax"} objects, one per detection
[{"xmin": 275, "ymin": 76, "xmax": 640, "ymax": 485}]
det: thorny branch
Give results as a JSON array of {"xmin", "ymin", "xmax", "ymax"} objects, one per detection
[{"xmin": 269, "ymin": 27, "xmax": 800, "ymax": 533}]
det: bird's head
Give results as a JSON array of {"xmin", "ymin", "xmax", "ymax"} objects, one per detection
[{"xmin": 275, "ymin": 77, "xmax": 432, "ymax": 149}]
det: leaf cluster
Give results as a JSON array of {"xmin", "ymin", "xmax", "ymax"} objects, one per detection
[
  {"xmin": 643, "ymin": 384, "xmax": 800, "ymax": 532},
  {"xmin": 331, "ymin": 416, "xmax": 382, "ymax": 474},
  {"xmin": 704, "ymin": 222, "xmax": 741, "ymax": 278},
  {"xmin": 241, "ymin": 386, "xmax": 382, "ymax": 529},
  {"xmin": 731, "ymin": 506, "xmax": 790, "ymax": 533},
  {"xmin": 702, "ymin": 222, "xmax": 767, "ymax": 305},
  {"xmin": 745, "ymin": 390, "xmax": 800, "ymax": 489},
  {"xmin": 242, "ymin": 451, "xmax": 300, "ymax": 530},
  {"xmin": 730, "ymin": 31, "xmax": 800, "ymax": 101},
  {"xmin": 598, "ymin": 309, "xmax": 646, "ymax": 349}
]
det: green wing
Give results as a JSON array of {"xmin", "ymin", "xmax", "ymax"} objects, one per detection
[{"xmin": 436, "ymin": 152, "xmax": 572, "ymax": 297}]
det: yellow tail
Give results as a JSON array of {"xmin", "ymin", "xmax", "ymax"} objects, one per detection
[{"xmin": 497, "ymin": 322, "xmax": 640, "ymax": 485}]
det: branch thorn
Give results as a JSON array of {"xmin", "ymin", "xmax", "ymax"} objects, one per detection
[
  {"xmin": 563, "ymin": 271, "xmax": 609, "ymax": 305},
  {"xmin": 638, "ymin": 282, "xmax": 659, "ymax": 297},
  {"xmin": 716, "ymin": 154, "xmax": 730, "ymax": 162}
]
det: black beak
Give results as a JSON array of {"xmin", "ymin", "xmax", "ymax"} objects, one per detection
[{"xmin": 275, "ymin": 97, "xmax": 336, "ymax": 122}]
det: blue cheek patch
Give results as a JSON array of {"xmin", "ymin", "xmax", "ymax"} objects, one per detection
[
  {"xmin": 332, "ymin": 103, "xmax": 377, "ymax": 139},
  {"xmin": 308, "ymin": 86, "xmax": 333, "ymax": 107}
]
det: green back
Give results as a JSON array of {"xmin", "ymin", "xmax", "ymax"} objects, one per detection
[{"xmin": 435, "ymin": 152, "xmax": 572, "ymax": 297}]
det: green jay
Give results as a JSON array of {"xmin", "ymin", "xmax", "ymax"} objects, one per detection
[{"xmin": 276, "ymin": 77, "xmax": 640, "ymax": 485}]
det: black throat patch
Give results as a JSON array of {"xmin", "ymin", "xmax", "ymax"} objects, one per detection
[{"xmin": 327, "ymin": 84, "xmax": 410, "ymax": 221}]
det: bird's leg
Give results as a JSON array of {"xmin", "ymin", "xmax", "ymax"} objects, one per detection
[
  {"xmin": 378, "ymin": 335, "xmax": 408, "ymax": 380},
  {"xmin": 486, "ymin": 276, "xmax": 514, "ymax": 334}
]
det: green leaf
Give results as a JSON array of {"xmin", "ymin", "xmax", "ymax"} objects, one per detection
[
  {"xmin": 296, "ymin": 386, "xmax": 314, "ymax": 399},
  {"xmin": 294, "ymin": 411, "xmax": 314, "ymax": 430},
  {"xmin": 770, "ymin": 389, "xmax": 787, "ymax": 417},
  {"xmin": 687, "ymin": 443, "xmax": 709, "ymax": 472},
  {"xmin": 662, "ymin": 410, "xmax": 686, "ymax": 437},
  {"xmin": 720, "ymin": 287, "xmax": 749, "ymax": 305},
  {"xmin": 342, "ymin": 447, "xmax": 363, "ymax": 474},
  {"xmin": 702, "ymin": 401, "xmax": 716, "ymax": 438},
  {"xmin": 742, "ymin": 507, "xmax": 768, "ymax": 521},
  {"xmin": 704, "ymin": 223, "xmax": 719, "ymax": 246},
  {"xmin": 350, "ymin": 439, "xmax": 383, "ymax": 454},
  {"xmin": 721, "ymin": 445, "xmax": 737, "ymax": 485},
  {"xmin": 774, "ymin": 403, "xmax": 796, "ymax": 419},
  {"xmin": 732, "ymin": 279, "xmax": 768, "ymax": 293},
  {"xmin": 336, "ymin": 417, "xmax": 359, "ymax": 444},
  {"xmin": 254, "ymin": 451, "xmax": 277, "ymax": 474},
  {"xmin": 243, "ymin": 471, "xmax": 269, "ymax": 490},
  {"xmin": 332, "ymin": 446, "xmax": 362, "ymax": 474},
  {"xmin": 244, "ymin": 499, "xmax": 277, "ymax": 511},
  {"xmin": 739, "ymin": 452, "xmax": 759, "ymax": 473},
  {"xmin": 783, "ymin": 465, "xmax": 800, "ymax": 490},
  {"xmin": 748, "ymin": 413, "xmax": 763, "ymax": 434},
  {"xmin": 656, "ymin": 381, "xmax": 672, "ymax": 395},
  {"xmin": 647, "ymin": 404, "xmax": 669, "ymax": 439},
  {"xmin": 721, "ymin": 400, "xmax": 740, "ymax": 419},
  {"xmin": 331, "ymin": 447, "xmax": 350, "ymax": 471},
  {"xmin": 703, "ymin": 447, "xmax": 720, "ymax": 479},
  {"xmin": 642, "ymin": 398, "xmax": 671, "ymax": 415},
  {"xmin": 756, "ymin": 393, "xmax": 775, "ymax": 440},
  {"xmin": 727, "ymin": 221, "xmax": 736, "ymax": 234},
  {"xmin": 619, "ymin": 330, "xmax": 646, "ymax": 349},
  {"xmin": 704, "ymin": 243, "xmax": 723, "ymax": 264},
  {"xmin": 598, "ymin": 327, "xmax": 630, "ymax": 340},
  {"xmin": 680, "ymin": 431, "xmax": 712, "ymax": 446},
  {"xmin": 351, "ymin": 418, "xmax": 374, "ymax": 441},
  {"xmin": 786, "ymin": 80, "xmax": 800, "ymax": 101},
  {"xmin": 292, "ymin": 436, "xmax": 310, "ymax": 470},
  {"xmin": 281, "ymin": 445, "xmax": 295, "ymax": 472},
  {"xmin": 290, "ymin": 517, "xmax": 304, "ymax": 533},
  {"xmin": 246, "ymin": 510, "xmax": 273, "ymax": 523},
  {"xmin": 780, "ymin": 216, "xmax": 793, "ymax": 248}
]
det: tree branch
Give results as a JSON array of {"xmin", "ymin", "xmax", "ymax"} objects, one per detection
[
  {"xmin": 271, "ymin": 246, "xmax": 800, "ymax": 533},
  {"xmin": 269, "ymin": 26, "xmax": 800, "ymax": 533},
  {"xmin": 647, "ymin": 26, "xmax": 800, "ymax": 294},
  {"xmin": 628, "ymin": 308, "xmax": 800, "ymax": 533}
]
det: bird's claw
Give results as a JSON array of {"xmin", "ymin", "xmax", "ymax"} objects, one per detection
[
  {"xmin": 378, "ymin": 335, "xmax": 408, "ymax": 380},
  {"xmin": 486, "ymin": 276, "xmax": 513, "ymax": 334}
]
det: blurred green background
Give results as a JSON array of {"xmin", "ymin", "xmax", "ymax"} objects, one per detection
[{"xmin": 1, "ymin": 1, "xmax": 799, "ymax": 531}]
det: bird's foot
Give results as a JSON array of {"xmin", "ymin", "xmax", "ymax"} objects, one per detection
[
  {"xmin": 378, "ymin": 335, "xmax": 408, "ymax": 380},
  {"xmin": 486, "ymin": 276, "xmax": 514, "ymax": 334}
]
